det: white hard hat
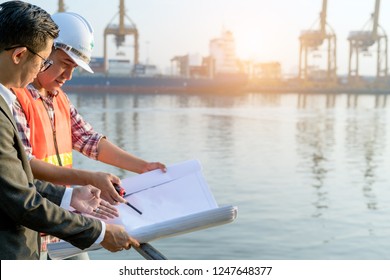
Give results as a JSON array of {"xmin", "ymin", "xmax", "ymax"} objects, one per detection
[{"xmin": 52, "ymin": 12, "xmax": 94, "ymax": 73}]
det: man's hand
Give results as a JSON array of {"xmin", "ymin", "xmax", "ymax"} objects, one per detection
[
  {"xmin": 70, "ymin": 185, "xmax": 119, "ymax": 219},
  {"xmin": 89, "ymin": 199, "xmax": 119, "ymax": 219},
  {"xmin": 89, "ymin": 172, "xmax": 126, "ymax": 205},
  {"xmin": 101, "ymin": 224, "xmax": 140, "ymax": 252},
  {"xmin": 140, "ymin": 162, "xmax": 167, "ymax": 173}
]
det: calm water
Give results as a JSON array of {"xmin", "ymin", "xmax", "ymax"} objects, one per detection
[{"xmin": 68, "ymin": 91, "xmax": 390, "ymax": 260}]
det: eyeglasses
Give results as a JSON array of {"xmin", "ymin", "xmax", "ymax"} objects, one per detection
[{"xmin": 4, "ymin": 45, "xmax": 53, "ymax": 72}]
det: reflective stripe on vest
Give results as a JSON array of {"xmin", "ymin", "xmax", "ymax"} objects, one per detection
[
  {"xmin": 42, "ymin": 152, "xmax": 73, "ymax": 166},
  {"xmin": 13, "ymin": 87, "xmax": 73, "ymax": 168}
]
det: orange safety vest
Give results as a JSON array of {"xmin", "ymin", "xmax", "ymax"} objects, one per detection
[{"xmin": 13, "ymin": 88, "xmax": 73, "ymax": 168}]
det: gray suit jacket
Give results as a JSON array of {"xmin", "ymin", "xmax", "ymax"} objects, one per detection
[{"xmin": 0, "ymin": 96, "xmax": 102, "ymax": 260}]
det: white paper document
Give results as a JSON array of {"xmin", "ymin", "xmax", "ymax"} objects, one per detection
[{"xmin": 48, "ymin": 159, "xmax": 238, "ymax": 259}]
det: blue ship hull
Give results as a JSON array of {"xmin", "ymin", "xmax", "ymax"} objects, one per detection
[{"xmin": 64, "ymin": 74, "xmax": 248, "ymax": 94}]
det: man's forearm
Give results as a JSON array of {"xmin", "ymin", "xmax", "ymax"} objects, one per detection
[
  {"xmin": 96, "ymin": 138, "xmax": 147, "ymax": 174},
  {"xmin": 30, "ymin": 158, "xmax": 93, "ymax": 186}
]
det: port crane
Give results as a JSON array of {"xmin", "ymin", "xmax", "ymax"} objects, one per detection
[
  {"xmin": 298, "ymin": 0, "xmax": 337, "ymax": 84},
  {"xmin": 347, "ymin": 0, "xmax": 388, "ymax": 85},
  {"xmin": 103, "ymin": 0, "xmax": 139, "ymax": 74},
  {"xmin": 58, "ymin": 0, "xmax": 66, "ymax": 12}
]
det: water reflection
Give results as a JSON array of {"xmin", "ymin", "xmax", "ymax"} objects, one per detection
[
  {"xmin": 346, "ymin": 93, "xmax": 388, "ymax": 108},
  {"xmin": 130, "ymin": 96, "xmax": 140, "ymax": 151},
  {"xmin": 375, "ymin": 94, "xmax": 387, "ymax": 108},
  {"xmin": 347, "ymin": 94, "xmax": 358, "ymax": 108},
  {"xmin": 294, "ymin": 93, "xmax": 389, "ymax": 217},
  {"xmin": 205, "ymin": 114, "xmax": 234, "ymax": 160},
  {"xmin": 66, "ymin": 91, "xmax": 390, "ymax": 260},
  {"xmin": 295, "ymin": 93, "xmax": 387, "ymax": 213},
  {"xmin": 297, "ymin": 94, "xmax": 336, "ymax": 109},
  {"xmin": 101, "ymin": 94, "xmax": 108, "ymax": 132},
  {"xmin": 345, "ymin": 109, "xmax": 385, "ymax": 211},
  {"xmin": 296, "ymin": 109, "xmax": 334, "ymax": 218}
]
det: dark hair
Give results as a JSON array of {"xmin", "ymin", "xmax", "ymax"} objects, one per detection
[{"xmin": 0, "ymin": 1, "xmax": 59, "ymax": 52}]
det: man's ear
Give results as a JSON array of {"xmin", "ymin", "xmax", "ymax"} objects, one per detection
[{"xmin": 11, "ymin": 47, "xmax": 28, "ymax": 65}]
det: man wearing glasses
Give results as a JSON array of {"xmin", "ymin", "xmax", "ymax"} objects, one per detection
[
  {"xmin": 12, "ymin": 12, "xmax": 166, "ymax": 207},
  {"xmin": 4, "ymin": 46, "xmax": 54, "ymax": 72},
  {"xmin": 0, "ymin": 1, "xmax": 139, "ymax": 260},
  {"xmin": 11, "ymin": 11, "xmax": 167, "ymax": 260}
]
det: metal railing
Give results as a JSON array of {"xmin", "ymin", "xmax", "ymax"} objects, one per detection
[{"xmin": 134, "ymin": 243, "xmax": 168, "ymax": 260}]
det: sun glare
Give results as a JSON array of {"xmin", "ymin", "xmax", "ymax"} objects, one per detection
[{"xmin": 235, "ymin": 31, "xmax": 263, "ymax": 61}]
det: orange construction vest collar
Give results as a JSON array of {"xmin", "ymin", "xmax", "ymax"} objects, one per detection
[{"xmin": 13, "ymin": 87, "xmax": 73, "ymax": 168}]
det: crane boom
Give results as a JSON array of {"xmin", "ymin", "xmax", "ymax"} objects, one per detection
[
  {"xmin": 58, "ymin": 0, "xmax": 65, "ymax": 12},
  {"xmin": 372, "ymin": 0, "xmax": 380, "ymax": 39},
  {"xmin": 103, "ymin": 0, "xmax": 139, "ymax": 73},
  {"xmin": 119, "ymin": 0, "xmax": 125, "ymax": 34},
  {"xmin": 320, "ymin": 0, "xmax": 327, "ymax": 36},
  {"xmin": 298, "ymin": 0, "xmax": 336, "ymax": 83},
  {"xmin": 347, "ymin": 0, "xmax": 387, "ymax": 81}
]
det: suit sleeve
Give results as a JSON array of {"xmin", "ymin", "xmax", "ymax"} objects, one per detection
[
  {"xmin": 33, "ymin": 179, "xmax": 66, "ymax": 206},
  {"xmin": 0, "ymin": 112, "xmax": 102, "ymax": 250}
]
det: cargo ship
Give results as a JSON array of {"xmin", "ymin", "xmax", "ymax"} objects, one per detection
[
  {"xmin": 61, "ymin": 0, "xmax": 390, "ymax": 95},
  {"xmin": 64, "ymin": 72, "xmax": 248, "ymax": 94},
  {"xmin": 63, "ymin": 10, "xmax": 248, "ymax": 94}
]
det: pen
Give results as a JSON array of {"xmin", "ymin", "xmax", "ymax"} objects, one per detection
[
  {"xmin": 124, "ymin": 201, "xmax": 142, "ymax": 215},
  {"xmin": 114, "ymin": 183, "xmax": 143, "ymax": 215}
]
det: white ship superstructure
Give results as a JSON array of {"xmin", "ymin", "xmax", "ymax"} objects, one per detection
[{"xmin": 209, "ymin": 29, "xmax": 240, "ymax": 74}]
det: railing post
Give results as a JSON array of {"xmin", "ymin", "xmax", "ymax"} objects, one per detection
[{"xmin": 134, "ymin": 243, "xmax": 168, "ymax": 260}]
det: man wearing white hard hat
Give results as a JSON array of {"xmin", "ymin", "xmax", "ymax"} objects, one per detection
[{"xmin": 12, "ymin": 12, "xmax": 166, "ymax": 259}]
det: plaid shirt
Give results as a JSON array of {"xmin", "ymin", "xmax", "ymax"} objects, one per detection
[
  {"xmin": 12, "ymin": 84, "xmax": 104, "ymax": 161},
  {"xmin": 12, "ymin": 85, "xmax": 105, "ymax": 252}
]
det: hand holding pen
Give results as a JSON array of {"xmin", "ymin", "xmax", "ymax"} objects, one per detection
[{"xmin": 114, "ymin": 183, "xmax": 143, "ymax": 215}]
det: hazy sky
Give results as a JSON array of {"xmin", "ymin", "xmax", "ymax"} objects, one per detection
[{"xmin": 4, "ymin": 0, "xmax": 390, "ymax": 76}]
